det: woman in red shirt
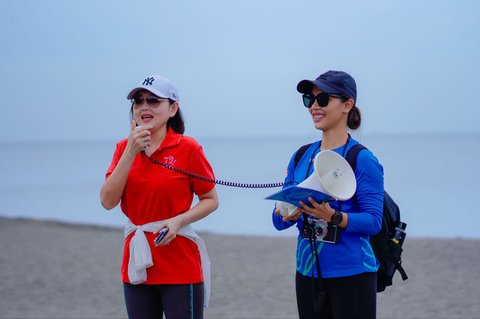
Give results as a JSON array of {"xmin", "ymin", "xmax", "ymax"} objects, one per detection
[{"xmin": 100, "ymin": 75, "xmax": 219, "ymax": 319}]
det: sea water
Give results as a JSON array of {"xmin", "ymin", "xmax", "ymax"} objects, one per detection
[{"xmin": 0, "ymin": 133, "xmax": 478, "ymax": 238}]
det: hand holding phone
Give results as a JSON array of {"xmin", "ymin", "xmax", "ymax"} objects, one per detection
[{"xmin": 154, "ymin": 227, "xmax": 169, "ymax": 245}]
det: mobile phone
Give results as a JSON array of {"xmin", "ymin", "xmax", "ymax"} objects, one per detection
[{"xmin": 154, "ymin": 227, "xmax": 169, "ymax": 245}]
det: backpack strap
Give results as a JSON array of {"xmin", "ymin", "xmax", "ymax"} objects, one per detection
[
  {"xmin": 397, "ymin": 262, "xmax": 409, "ymax": 280},
  {"xmin": 293, "ymin": 143, "xmax": 314, "ymax": 169},
  {"xmin": 345, "ymin": 143, "xmax": 367, "ymax": 171}
]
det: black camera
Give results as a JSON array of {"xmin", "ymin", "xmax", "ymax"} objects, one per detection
[{"xmin": 302, "ymin": 217, "xmax": 340, "ymax": 244}]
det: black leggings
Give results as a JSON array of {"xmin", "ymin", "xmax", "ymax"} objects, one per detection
[
  {"xmin": 295, "ymin": 271, "xmax": 377, "ymax": 319},
  {"xmin": 123, "ymin": 282, "xmax": 204, "ymax": 319}
]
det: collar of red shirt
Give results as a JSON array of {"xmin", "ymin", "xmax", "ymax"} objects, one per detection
[{"xmin": 160, "ymin": 127, "xmax": 182, "ymax": 149}]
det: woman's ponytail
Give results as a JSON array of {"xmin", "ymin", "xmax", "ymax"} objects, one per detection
[{"xmin": 347, "ymin": 106, "xmax": 361, "ymax": 130}]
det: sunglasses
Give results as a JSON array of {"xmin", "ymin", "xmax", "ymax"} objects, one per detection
[
  {"xmin": 132, "ymin": 96, "xmax": 169, "ymax": 106},
  {"xmin": 302, "ymin": 93, "xmax": 347, "ymax": 108}
]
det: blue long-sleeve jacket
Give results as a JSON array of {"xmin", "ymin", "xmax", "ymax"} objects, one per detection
[{"xmin": 272, "ymin": 139, "xmax": 384, "ymax": 278}]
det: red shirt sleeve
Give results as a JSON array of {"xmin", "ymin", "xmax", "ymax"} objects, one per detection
[
  {"xmin": 186, "ymin": 138, "xmax": 216, "ymax": 196},
  {"xmin": 105, "ymin": 139, "xmax": 127, "ymax": 180}
]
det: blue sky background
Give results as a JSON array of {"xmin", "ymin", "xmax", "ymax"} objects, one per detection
[{"xmin": 1, "ymin": 0, "xmax": 479, "ymax": 141}]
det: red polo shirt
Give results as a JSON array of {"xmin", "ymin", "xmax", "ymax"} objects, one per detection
[{"xmin": 106, "ymin": 128, "xmax": 215, "ymax": 284}]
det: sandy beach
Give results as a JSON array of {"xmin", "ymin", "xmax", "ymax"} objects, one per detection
[{"xmin": 1, "ymin": 216, "xmax": 479, "ymax": 319}]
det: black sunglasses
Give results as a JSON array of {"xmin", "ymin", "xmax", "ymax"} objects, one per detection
[
  {"xmin": 132, "ymin": 96, "xmax": 169, "ymax": 106},
  {"xmin": 302, "ymin": 93, "xmax": 347, "ymax": 108}
]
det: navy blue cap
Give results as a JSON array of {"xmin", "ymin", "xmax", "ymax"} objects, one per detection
[{"xmin": 297, "ymin": 70, "xmax": 357, "ymax": 103}]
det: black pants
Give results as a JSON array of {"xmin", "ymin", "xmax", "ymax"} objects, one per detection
[
  {"xmin": 123, "ymin": 282, "xmax": 204, "ymax": 319},
  {"xmin": 295, "ymin": 271, "xmax": 377, "ymax": 319}
]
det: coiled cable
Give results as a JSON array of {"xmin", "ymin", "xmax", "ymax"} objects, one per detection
[{"xmin": 144, "ymin": 153, "xmax": 290, "ymax": 188}]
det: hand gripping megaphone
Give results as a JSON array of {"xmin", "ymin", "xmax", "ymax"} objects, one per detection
[{"xmin": 267, "ymin": 150, "xmax": 357, "ymax": 217}]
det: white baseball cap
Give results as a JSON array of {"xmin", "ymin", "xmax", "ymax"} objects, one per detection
[{"xmin": 126, "ymin": 75, "xmax": 179, "ymax": 101}]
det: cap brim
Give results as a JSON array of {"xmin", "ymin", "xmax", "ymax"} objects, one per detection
[
  {"xmin": 296, "ymin": 80, "xmax": 315, "ymax": 94},
  {"xmin": 296, "ymin": 79, "xmax": 340, "ymax": 95},
  {"xmin": 126, "ymin": 86, "xmax": 170, "ymax": 100}
]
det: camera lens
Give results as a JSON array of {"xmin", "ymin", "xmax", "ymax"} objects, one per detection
[{"xmin": 314, "ymin": 220, "xmax": 328, "ymax": 239}]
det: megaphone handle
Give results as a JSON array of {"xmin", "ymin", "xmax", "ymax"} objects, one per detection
[
  {"xmin": 320, "ymin": 198, "xmax": 336, "ymax": 204},
  {"xmin": 303, "ymin": 198, "xmax": 336, "ymax": 207}
]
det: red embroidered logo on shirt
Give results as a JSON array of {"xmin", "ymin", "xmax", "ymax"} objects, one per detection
[{"xmin": 163, "ymin": 156, "xmax": 176, "ymax": 167}]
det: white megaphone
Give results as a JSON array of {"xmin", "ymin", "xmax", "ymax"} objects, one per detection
[{"xmin": 274, "ymin": 150, "xmax": 357, "ymax": 217}]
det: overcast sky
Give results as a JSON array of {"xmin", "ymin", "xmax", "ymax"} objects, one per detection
[{"xmin": 1, "ymin": 0, "xmax": 479, "ymax": 142}]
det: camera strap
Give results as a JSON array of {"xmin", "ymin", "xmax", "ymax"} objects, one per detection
[
  {"xmin": 301, "ymin": 144, "xmax": 325, "ymax": 311},
  {"xmin": 300, "ymin": 135, "xmax": 351, "ymax": 312},
  {"xmin": 307, "ymin": 221, "xmax": 325, "ymax": 312}
]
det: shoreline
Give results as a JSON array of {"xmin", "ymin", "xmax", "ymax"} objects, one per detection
[{"xmin": 3, "ymin": 215, "xmax": 479, "ymax": 240}]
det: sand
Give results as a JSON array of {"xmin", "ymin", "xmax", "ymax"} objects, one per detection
[{"xmin": 1, "ymin": 216, "xmax": 479, "ymax": 319}]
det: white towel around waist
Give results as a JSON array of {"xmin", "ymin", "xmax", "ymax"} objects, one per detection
[{"xmin": 124, "ymin": 220, "xmax": 211, "ymax": 307}]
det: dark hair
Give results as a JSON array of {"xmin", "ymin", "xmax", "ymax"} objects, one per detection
[
  {"xmin": 347, "ymin": 106, "xmax": 361, "ymax": 130},
  {"xmin": 168, "ymin": 100, "xmax": 185, "ymax": 134},
  {"xmin": 129, "ymin": 99, "xmax": 185, "ymax": 134}
]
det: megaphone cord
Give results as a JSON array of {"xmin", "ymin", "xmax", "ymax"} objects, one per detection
[
  {"xmin": 143, "ymin": 152, "xmax": 291, "ymax": 188},
  {"xmin": 142, "ymin": 135, "xmax": 352, "ymax": 189}
]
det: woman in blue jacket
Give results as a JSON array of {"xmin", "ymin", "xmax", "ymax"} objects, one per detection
[{"xmin": 272, "ymin": 70, "xmax": 384, "ymax": 319}]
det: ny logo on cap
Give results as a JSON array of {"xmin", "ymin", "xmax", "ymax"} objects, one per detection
[{"xmin": 143, "ymin": 77, "xmax": 154, "ymax": 86}]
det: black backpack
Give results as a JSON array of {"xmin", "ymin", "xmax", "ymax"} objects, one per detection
[{"xmin": 293, "ymin": 143, "xmax": 408, "ymax": 292}]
